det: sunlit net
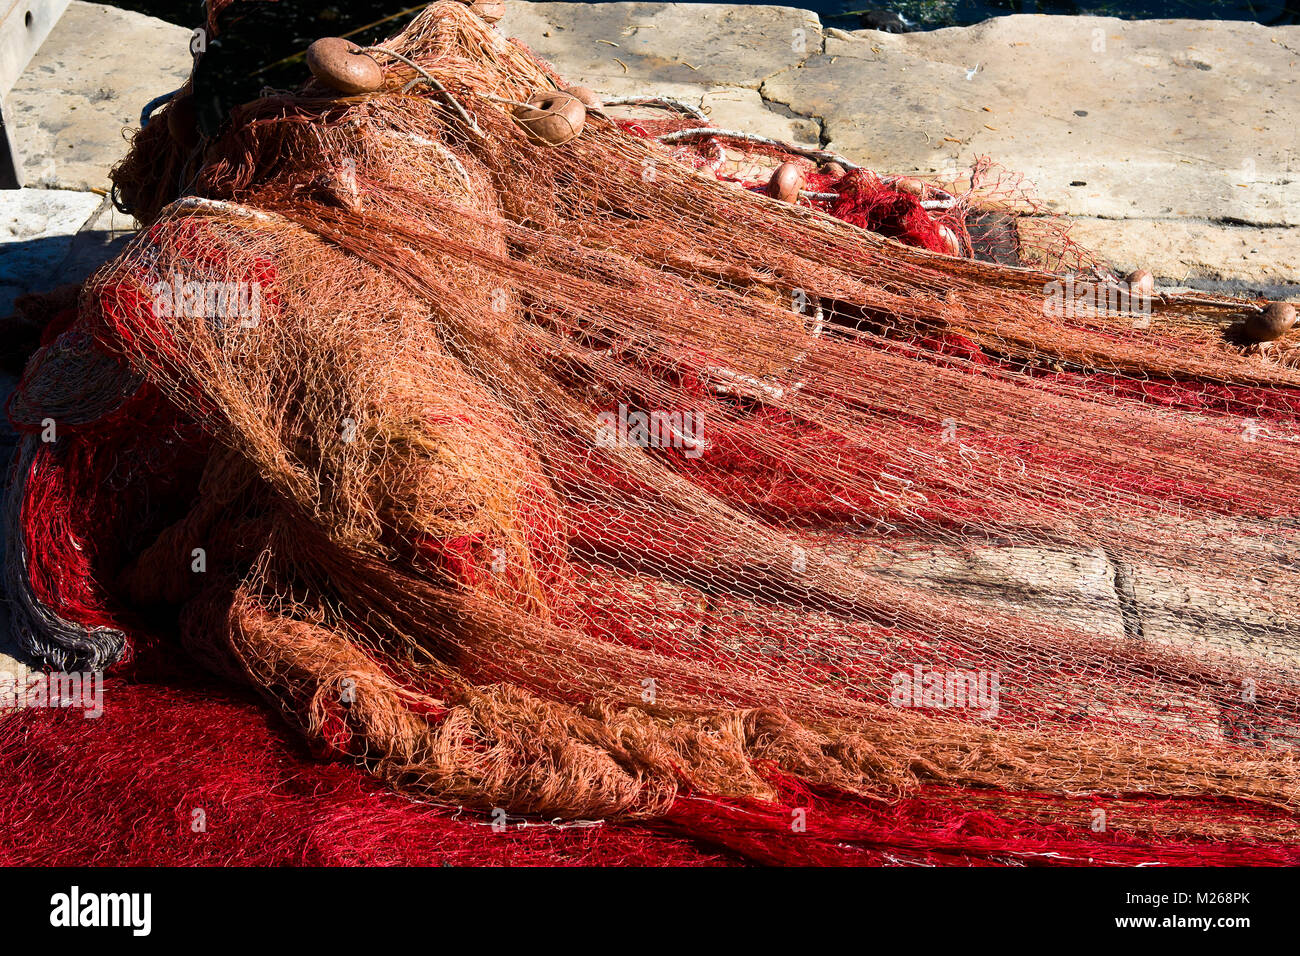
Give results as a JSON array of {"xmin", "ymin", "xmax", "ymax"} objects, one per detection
[{"xmin": 5, "ymin": 2, "xmax": 1299, "ymax": 865}]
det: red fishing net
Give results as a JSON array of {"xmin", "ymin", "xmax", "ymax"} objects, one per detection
[{"xmin": 3, "ymin": 2, "xmax": 1299, "ymax": 866}]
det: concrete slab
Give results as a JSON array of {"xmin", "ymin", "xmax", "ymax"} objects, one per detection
[
  {"xmin": 767, "ymin": 16, "xmax": 1300, "ymax": 225},
  {"xmin": 500, "ymin": 2, "xmax": 820, "ymax": 100},
  {"xmin": 1021, "ymin": 217, "xmax": 1300, "ymax": 296},
  {"xmin": 6, "ymin": 0, "xmax": 191, "ymax": 190},
  {"xmin": 0, "ymin": 437, "xmax": 30, "ymax": 688},
  {"xmin": 0, "ymin": 186, "xmax": 103, "ymax": 314},
  {"xmin": 864, "ymin": 543, "xmax": 1127, "ymax": 641},
  {"xmin": 506, "ymin": 4, "xmax": 1299, "ymax": 288}
]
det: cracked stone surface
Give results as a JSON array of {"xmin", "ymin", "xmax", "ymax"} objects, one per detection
[
  {"xmin": 505, "ymin": 4, "xmax": 1299, "ymax": 291},
  {"xmin": 1130, "ymin": 561, "xmax": 1300, "ymax": 671},
  {"xmin": 700, "ymin": 86, "xmax": 820, "ymax": 144},
  {"xmin": 1123, "ymin": 518, "xmax": 1300, "ymax": 672},
  {"xmin": 6, "ymin": 1, "xmax": 192, "ymax": 191},
  {"xmin": 767, "ymin": 16, "xmax": 1300, "ymax": 226}
]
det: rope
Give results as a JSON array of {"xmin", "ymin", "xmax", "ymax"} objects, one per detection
[
  {"xmin": 362, "ymin": 45, "xmax": 487, "ymax": 141},
  {"xmin": 656, "ymin": 127, "xmax": 861, "ymax": 171},
  {"xmin": 140, "ymin": 88, "xmax": 182, "ymax": 129},
  {"xmin": 603, "ymin": 96, "xmax": 707, "ymax": 121}
]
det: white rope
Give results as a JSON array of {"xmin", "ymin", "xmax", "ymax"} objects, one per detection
[
  {"xmin": 656, "ymin": 127, "xmax": 860, "ymax": 171},
  {"xmin": 602, "ymin": 96, "xmax": 708, "ymax": 121}
]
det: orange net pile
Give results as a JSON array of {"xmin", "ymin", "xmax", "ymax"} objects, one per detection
[{"xmin": 6, "ymin": 3, "xmax": 1300, "ymax": 865}]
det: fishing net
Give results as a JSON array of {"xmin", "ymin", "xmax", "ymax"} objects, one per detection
[{"xmin": 5, "ymin": 2, "xmax": 1300, "ymax": 865}]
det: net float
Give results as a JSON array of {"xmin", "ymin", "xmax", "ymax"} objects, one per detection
[
  {"xmin": 1126, "ymin": 269, "xmax": 1155, "ymax": 297},
  {"xmin": 821, "ymin": 161, "xmax": 847, "ymax": 178},
  {"xmin": 468, "ymin": 0, "xmax": 506, "ymax": 22},
  {"xmin": 567, "ymin": 86, "xmax": 605, "ymax": 114},
  {"xmin": 513, "ymin": 91, "xmax": 587, "ymax": 146},
  {"xmin": 893, "ymin": 176, "xmax": 924, "ymax": 196},
  {"xmin": 939, "ymin": 225, "xmax": 962, "ymax": 256},
  {"xmin": 306, "ymin": 38, "xmax": 385, "ymax": 95},
  {"xmin": 767, "ymin": 162, "xmax": 805, "ymax": 203},
  {"xmin": 1243, "ymin": 301, "xmax": 1297, "ymax": 343}
]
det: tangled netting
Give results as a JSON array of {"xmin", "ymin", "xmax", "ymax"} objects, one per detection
[{"xmin": 5, "ymin": 3, "xmax": 1300, "ymax": 866}]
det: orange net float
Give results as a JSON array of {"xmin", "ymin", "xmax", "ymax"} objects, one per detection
[
  {"xmin": 306, "ymin": 38, "xmax": 386, "ymax": 96},
  {"xmin": 1244, "ymin": 301, "xmax": 1298, "ymax": 344},
  {"xmin": 566, "ymin": 86, "xmax": 605, "ymax": 115},
  {"xmin": 512, "ymin": 90, "xmax": 587, "ymax": 146},
  {"xmin": 765, "ymin": 162, "xmax": 806, "ymax": 204}
]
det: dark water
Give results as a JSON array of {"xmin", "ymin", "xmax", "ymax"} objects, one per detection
[{"xmin": 828, "ymin": 0, "xmax": 1297, "ymax": 30}]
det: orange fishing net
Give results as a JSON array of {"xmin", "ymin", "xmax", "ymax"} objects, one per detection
[{"xmin": 6, "ymin": 2, "xmax": 1300, "ymax": 864}]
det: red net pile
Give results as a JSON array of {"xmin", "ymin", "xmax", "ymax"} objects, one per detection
[{"xmin": 3, "ymin": 3, "xmax": 1300, "ymax": 866}]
